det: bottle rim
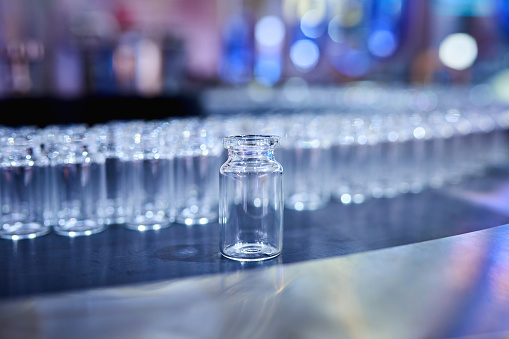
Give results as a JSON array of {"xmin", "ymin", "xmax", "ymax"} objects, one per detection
[{"xmin": 223, "ymin": 135, "xmax": 280, "ymax": 149}]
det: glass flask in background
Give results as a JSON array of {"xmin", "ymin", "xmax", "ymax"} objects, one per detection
[
  {"xmin": 371, "ymin": 114, "xmax": 402, "ymax": 198},
  {"xmin": 447, "ymin": 109, "xmax": 472, "ymax": 183},
  {"xmin": 278, "ymin": 114, "xmax": 331, "ymax": 210},
  {"xmin": 41, "ymin": 124, "xmax": 89, "ymax": 228},
  {"xmin": 425, "ymin": 111, "xmax": 453, "ymax": 188},
  {"xmin": 473, "ymin": 110, "xmax": 498, "ymax": 171},
  {"xmin": 348, "ymin": 116, "xmax": 372, "ymax": 203},
  {"xmin": 463, "ymin": 110, "xmax": 493, "ymax": 177},
  {"xmin": 123, "ymin": 122, "xmax": 171, "ymax": 231},
  {"xmin": 398, "ymin": 113, "xmax": 430, "ymax": 194},
  {"xmin": 220, "ymin": 135, "xmax": 283, "ymax": 261},
  {"xmin": 173, "ymin": 119, "xmax": 223, "ymax": 225},
  {"xmin": 455, "ymin": 110, "xmax": 477, "ymax": 178},
  {"xmin": 487, "ymin": 108, "xmax": 509, "ymax": 168},
  {"xmin": 0, "ymin": 132, "xmax": 50, "ymax": 240},
  {"xmin": 50, "ymin": 127, "xmax": 108, "ymax": 236},
  {"xmin": 440, "ymin": 109, "xmax": 465, "ymax": 184},
  {"xmin": 362, "ymin": 114, "xmax": 385, "ymax": 199},
  {"xmin": 91, "ymin": 122, "xmax": 127, "ymax": 225},
  {"xmin": 331, "ymin": 115, "xmax": 356, "ymax": 204}
]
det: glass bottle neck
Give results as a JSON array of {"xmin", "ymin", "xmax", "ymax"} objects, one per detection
[{"xmin": 229, "ymin": 148, "xmax": 275, "ymax": 160}]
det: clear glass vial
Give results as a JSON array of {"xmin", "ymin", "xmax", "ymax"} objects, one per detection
[
  {"xmin": 174, "ymin": 119, "xmax": 223, "ymax": 225},
  {"xmin": 278, "ymin": 114, "xmax": 332, "ymax": 211},
  {"xmin": 220, "ymin": 135, "xmax": 284, "ymax": 261},
  {"xmin": 0, "ymin": 134, "xmax": 50, "ymax": 240},
  {"xmin": 51, "ymin": 129, "xmax": 108, "ymax": 236},
  {"xmin": 123, "ymin": 123, "xmax": 172, "ymax": 231},
  {"xmin": 92, "ymin": 122, "xmax": 127, "ymax": 225}
]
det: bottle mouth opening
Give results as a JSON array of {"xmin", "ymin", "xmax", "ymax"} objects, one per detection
[{"xmin": 223, "ymin": 135, "xmax": 280, "ymax": 149}]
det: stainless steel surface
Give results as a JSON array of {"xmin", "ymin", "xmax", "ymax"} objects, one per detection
[
  {"xmin": 2, "ymin": 223, "xmax": 509, "ymax": 339},
  {"xmin": 2, "ymin": 168, "xmax": 509, "ymax": 298},
  {"xmin": 1, "ymin": 168, "xmax": 508, "ymax": 338}
]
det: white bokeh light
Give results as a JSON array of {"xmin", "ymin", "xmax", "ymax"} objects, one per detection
[
  {"xmin": 255, "ymin": 16, "xmax": 285, "ymax": 47},
  {"xmin": 491, "ymin": 70, "xmax": 509, "ymax": 104},
  {"xmin": 290, "ymin": 39, "xmax": 320, "ymax": 71},
  {"xmin": 439, "ymin": 33, "xmax": 478, "ymax": 71},
  {"xmin": 328, "ymin": 16, "xmax": 344, "ymax": 43},
  {"xmin": 300, "ymin": 9, "xmax": 326, "ymax": 39}
]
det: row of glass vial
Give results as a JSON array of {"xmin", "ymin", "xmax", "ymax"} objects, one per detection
[
  {"xmin": 220, "ymin": 106, "xmax": 509, "ymax": 209},
  {"xmin": 330, "ymin": 108, "xmax": 509, "ymax": 205},
  {"xmin": 0, "ymin": 120, "xmax": 224, "ymax": 240},
  {"xmin": 2, "ymin": 105, "xmax": 509, "ymax": 240},
  {"xmin": 0, "ymin": 124, "xmax": 284, "ymax": 261}
]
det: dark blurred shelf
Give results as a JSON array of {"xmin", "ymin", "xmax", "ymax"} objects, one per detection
[{"xmin": 0, "ymin": 94, "xmax": 203, "ymax": 127}]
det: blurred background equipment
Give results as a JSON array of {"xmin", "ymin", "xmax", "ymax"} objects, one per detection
[{"xmin": 0, "ymin": 0, "xmax": 508, "ymax": 114}]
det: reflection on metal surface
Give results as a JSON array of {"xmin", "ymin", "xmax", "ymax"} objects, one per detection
[
  {"xmin": 2, "ymin": 225, "xmax": 509, "ymax": 338},
  {"xmin": 445, "ymin": 169, "xmax": 509, "ymax": 217},
  {"xmin": 1, "ymin": 169, "xmax": 509, "ymax": 298}
]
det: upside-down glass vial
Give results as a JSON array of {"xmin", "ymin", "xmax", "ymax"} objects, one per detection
[{"xmin": 220, "ymin": 135, "xmax": 283, "ymax": 261}]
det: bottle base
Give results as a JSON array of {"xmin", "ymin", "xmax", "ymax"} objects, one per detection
[
  {"xmin": 124, "ymin": 221, "xmax": 170, "ymax": 231},
  {"xmin": 54, "ymin": 219, "xmax": 107, "ymax": 237},
  {"xmin": 0, "ymin": 222, "xmax": 50, "ymax": 240},
  {"xmin": 175, "ymin": 210, "xmax": 218, "ymax": 225},
  {"xmin": 221, "ymin": 242, "xmax": 281, "ymax": 261},
  {"xmin": 285, "ymin": 194, "xmax": 329, "ymax": 211},
  {"xmin": 124, "ymin": 213, "xmax": 171, "ymax": 231}
]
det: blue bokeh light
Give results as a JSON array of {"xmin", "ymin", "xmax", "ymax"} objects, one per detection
[
  {"xmin": 368, "ymin": 29, "xmax": 398, "ymax": 58},
  {"xmin": 290, "ymin": 39, "xmax": 320, "ymax": 71},
  {"xmin": 255, "ymin": 57, "xmax": 281, "ymax": 86},
  {"xmin": 331, "ymin": 49, "xmax": 371, "ymax": 77}
]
